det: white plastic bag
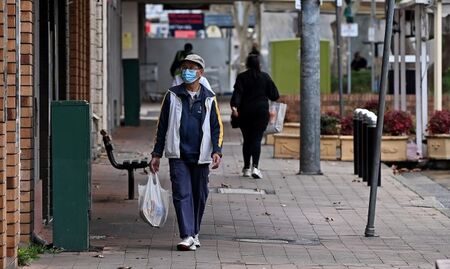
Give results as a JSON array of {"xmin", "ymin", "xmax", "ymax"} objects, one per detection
[
  {"xmin": 138, "ymin": 172, "xmax": 170, "ymax": 227},
  {"xmin": 265, "ymin": 102, "xmax": 287, "ymax": 134}
]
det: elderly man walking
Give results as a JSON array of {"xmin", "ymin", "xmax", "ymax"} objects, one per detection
[{"xmin": 150, "ymin": 54, "xmax": 223, "ymax": 251}]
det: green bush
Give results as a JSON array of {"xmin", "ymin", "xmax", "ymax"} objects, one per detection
[{"xmin": 331, "ymin": 69, "xmax": 372, "ymax": 93}]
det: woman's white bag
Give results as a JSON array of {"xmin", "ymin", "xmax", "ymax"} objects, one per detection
[
  {"xmin": 265, "ymin": 102, "xmax": 287, "ymax": 134},
  {"xmin": 138, "ymin": 172, "xmax": 170, "ymax": 227}
]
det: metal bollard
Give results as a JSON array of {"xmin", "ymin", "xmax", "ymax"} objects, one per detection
[
  {"xmin": 362, "ymin": 112, "xmax": 370, "ymax": 183},
  {"xmin": 356, "ymin": 110, "xmax": 363, "ymax": 177},
  {"xmin": 367, "ymin": 112, "xmax": 381, "ymax": 187},
  {"xmin": 353, "ymin": 109, "xmax": 362, "ymax": 175},
  {"xmin": 358, "ymin": 110, "xmax": 368, "ymax": 178}
]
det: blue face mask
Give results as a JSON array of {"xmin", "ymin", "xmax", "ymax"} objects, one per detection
[{"xmin": 181, "ymin": 69, "xmax": 198, "ymax": 84}]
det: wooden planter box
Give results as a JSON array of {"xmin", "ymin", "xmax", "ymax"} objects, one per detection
[
  {"xmin": 339, "ymin": 135, "xmax": 408, "ymax": 162},
  {"xmin": 340, "ymin": 135, "xmax": 354, "ymax": 161},
  {"xmin": 320, "ymin": 135, "xmax": 339, "ymax": 160},
  {"xmin": 266, "ymin": 122, "xmax": 300, "ymax": 145},
  {"xmin": 380, "ymin": 136, "xmax": 408, "ymax": 161},
  {"xmin": 273, "ymin": 133, "xmax": 300, "ymax": 159},
  {"xmin": 273, "ymin": 132, "xmax": 339, "ymax": 160},
  {"xmin": 427, "ymin": 135, "xmax": 450, "ymax": 159}
]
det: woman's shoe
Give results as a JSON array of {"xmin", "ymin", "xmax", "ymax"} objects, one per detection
[
  {"xmin": 242, "ymin": 168, "xmax": 251, "ymax": 177},
  {"xmin": 251, "ymin": 167, "xmax": 263, "ymax": 179}
]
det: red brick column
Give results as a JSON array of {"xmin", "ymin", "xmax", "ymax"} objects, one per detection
[
  {"xmin": 19, "ymin": 0, "xmax": 33, "ymax": 244},
  {"xmin": 0, "ymin": 1, "xmax": 8, "ymax": 267},
  {"xmin": 5, "ymin": 1, "xmax": 20, "ymax": 262},
  {"xmin": 68, "ymin": 0, "xmax": 90, "ymax": 101}
]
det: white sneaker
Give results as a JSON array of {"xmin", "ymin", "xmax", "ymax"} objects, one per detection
[
  {"xmin": 251, "ymin": 167, "xmax": 263, "ymax": 179},
  {"xmin": 193, "ymin": 234, "xmax": 201, "ymax": 247},
  {"xmin": 177, "ymin": 236, "xmax": 196, "ymax": 251},
  {"xmin": 242, "ymin": 168, "xmax": 251, "ymax": 177}
]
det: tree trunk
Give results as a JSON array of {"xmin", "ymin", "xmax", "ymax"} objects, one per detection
[{"xmin": 233, "ymin": 2, "xmax": 252, "ymax": 73}]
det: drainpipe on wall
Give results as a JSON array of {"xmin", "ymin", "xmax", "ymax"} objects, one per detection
[{"xmin": 103, "ymin": 0, "xmax": 108, "ymax": 132}]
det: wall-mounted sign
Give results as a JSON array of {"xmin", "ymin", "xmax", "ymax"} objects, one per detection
[
  {"xmin": 168, "ymin": 13, "xmax": 204, "ymax": 31},
  {"xmin": 174, "ymin": 30, "xmax": 197, "ymax": 39},
  {"xmin": 341, "ymin": 23, "xmax": 358, "ymax": 37}
]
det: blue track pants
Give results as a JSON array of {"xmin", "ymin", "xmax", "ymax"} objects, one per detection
[{"xmin": 169, "ymin": 159, "xmax": 209, "ymax": 239}]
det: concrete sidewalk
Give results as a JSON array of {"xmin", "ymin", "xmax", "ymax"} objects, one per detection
[{"xmin": 28, "ymin": 118, "xmax": 450, "ymax": 269}]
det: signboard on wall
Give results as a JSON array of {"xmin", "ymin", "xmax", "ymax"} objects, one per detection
[
  {"xmin": 175, "ymin": 30, "xmax": 196, "ymax": 39},
  {"xmin": 168, "ymin": 13, "xmax": 204, "ymax": 31},
  {"xmin": 341, "ymin": 23, "xmax": 358, "ymax": 37}
]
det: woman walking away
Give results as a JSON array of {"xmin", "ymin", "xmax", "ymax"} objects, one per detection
[{"xmin": 230, "ymin": 54, "xmax": 279, "ymax": 179}]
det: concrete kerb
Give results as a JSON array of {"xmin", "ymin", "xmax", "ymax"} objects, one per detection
[{"xmin": 391, "ymin": 171, "xmax": 450, "ymax": 218}]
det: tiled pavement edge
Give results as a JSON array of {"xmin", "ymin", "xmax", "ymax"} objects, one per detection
[{"xmin": 28, "ymin": 115, "xmax": 450, "ymax": 269}]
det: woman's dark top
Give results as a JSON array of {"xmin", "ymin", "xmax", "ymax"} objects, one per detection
[{"xmin": 230, "ymin": 70, "xmax": 279, "ymax": 127}]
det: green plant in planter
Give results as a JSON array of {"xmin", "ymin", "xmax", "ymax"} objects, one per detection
[
  {"xmin": 321, "ymin": 111, "xmax": 340, "ymax": 135},
  {"xmin": 383, "ymin": 110, "xmax": 414, "ymax": 136},
  {"xmin": 427, "ymin": 109, "xmax": 450, "ymax": 135}
]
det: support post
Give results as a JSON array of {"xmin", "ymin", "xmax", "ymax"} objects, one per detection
[
  {"xmin": 393, "ymin": 10, "xmax": 400, "ymax": 110},
  {"xmin": 434, "ymin": 0, "xmax": 442, "ymax": 111},
  {"xmin": 370, "ymin": 0, "xmax": 376, "ymax": 92},
  {"xmin": 300, "ymin": 0, "xmax": 321, "ymax": 174},
  {"xmin": 365, "ymin": 0, "xmax": 395, "ymax": 237},
  {"xmin": 414, "ymin": 5, "xmax": 423, "ymax": 157},
  {"xmin": 400, "ymin": 9, "xmax": 407, "ymax": 111},
  {"xmin": 347, "ymin": 37, "xmax": 351, "ymax": 93},
  {"xmin": 420, "ymin": 10, "xmax": 428, "ymax": 143},
  {"xmin": 336, "ymin": 0, "xmax": 344, "ymax": 117}
]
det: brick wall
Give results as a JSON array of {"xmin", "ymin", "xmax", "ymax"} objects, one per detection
[
  {"xmin": 5, "ymin": 0, "xmax": 20, "ymax": 266},
  {"xmin": 0, "ymin": 1, "xmax": 8, "ymax": 267},
  {"xmin": 0, "ymin": 1, "xmax": 34, "ymax": 266},
  {"xmin": 280, "ymin": 94, "xmax": 450, "ymax": 122},
  {"xmin": 20, "ymin": 0, "xmax": 33, "ymax": 244},
  {"xmin": 68, "ymin": 0, "xmax": 90, "ymax": 101}
]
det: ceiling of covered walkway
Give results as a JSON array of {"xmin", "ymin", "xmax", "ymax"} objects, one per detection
[{"xmin": 123, "ymin": 0, "xmax": 388, "ymax": 15}]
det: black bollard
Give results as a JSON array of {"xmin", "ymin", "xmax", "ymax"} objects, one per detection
[
  {"xmin": 353, "ymin": 109, "xmax": 361, "ymax": 175},
  {"xmin": 358, "ymin": 109, "xmax": 368, "ymax": 182},
  {"xmin": 367, "ymin": 113, "xmax": 381, "ymax": 187},
  {"xmin": 358, "ymin": 110, "xmax": 368, "ymax": 178},
  {"xmin": 362, "ymin": 113, "xmax": 370, "ymax": 183}
]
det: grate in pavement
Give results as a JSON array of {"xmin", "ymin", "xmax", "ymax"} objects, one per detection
[
  {"xmin": 209, "ymin": 187, "xmax": 275, "ymax": 195},
  {"xmin": 234, "ymin": 237, "xmax": 320, "ymax": 246}
]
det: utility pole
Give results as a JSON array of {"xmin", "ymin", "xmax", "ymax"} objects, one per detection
[
  {"xmin": 336, "ymin": 0, "xmax": 344, "ymax": 117},
  {"xmin": 370, "ymin": 0, "xmax": 376, "ymax": 92},
  {"xmin": 344, "ymin": 0, "xmax": 354, "ymax": 94},
  {"xmin": 300, "ymin": 0, "xmax": 321, "ymax": 174}
]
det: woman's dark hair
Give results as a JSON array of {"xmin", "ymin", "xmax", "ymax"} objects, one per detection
[{"xmin": 246, "ymin": 54, "xmax": 261, "ymax": 77}]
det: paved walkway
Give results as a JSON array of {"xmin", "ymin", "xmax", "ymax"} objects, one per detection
[{"xmin": 28, "ymin": 105, "xmax": 450, "ymax": 269}]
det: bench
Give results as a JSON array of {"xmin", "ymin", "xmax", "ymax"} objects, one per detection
[{"xmin": 100, "ymin": 129, "xmax": 149, "ymax": 199}]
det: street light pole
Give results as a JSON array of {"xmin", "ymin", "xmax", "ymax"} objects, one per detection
[{"xmin": 365, "ymin": 0, "xmax": 395, "ymax": 237}]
